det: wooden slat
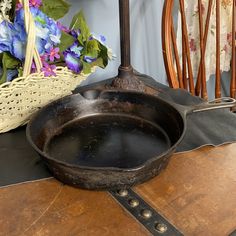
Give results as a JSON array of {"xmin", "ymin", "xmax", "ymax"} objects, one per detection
[
  {"xmin": 182, "ymin": 32, "xmax": 188, "ymax": 89},
  {"xmin": 171, "ymin": 18, "xmax": 184, "ymax": 88},
  {"xmin": 181, "ymin": 7, "xmax": 188, "ymax": 89},
  {"xmin": 231, "ymin": 0, "xmax": 236, "ymax": 98},
  {"xmin": 179, "ymin": 0, "xmax": 195, "ymax": 95},
  {"xmin": 162, "ymin": 0, "xmax": 180, "ymax": 88},
  {"xmin": 198, "ymin": 0, "xmax": 208, "ymax": 99},
  {"xmin": 195, "ymin": 0, "xmax": 213, "ymax": 96},
  {"xmin": 215, "ymin": 0, "xmax": 221, "ymax": 98}
]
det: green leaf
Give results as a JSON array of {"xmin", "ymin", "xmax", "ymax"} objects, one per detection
[
  {"xmin": 77, "ymin": 34, "xmax": 84, "ymax": 46},
  {"xmin": 18, "ymin": 67, "xmax": 23, "ymax": 77},
  {"xmin": 70, "ymin": 11, "xmax": 91, "ymax": 41},
  {"xmin": 0, "ymin": 70, "xmax": 7, "ymax": 85},
  {"xmin": 0, "ymin": 53, "xmax": 20, "ymax": 85},
  {"xmin": 82, "ymin": 61, "xmax": 92, "ymax": 74},
  {"xmin": 87, "ymin": 40, "xmax": 100, "ymax": 51},
  {"xmin": 81, "ymin": 40, "xmax": 100, "ymax": 63},
  {"xmin": 40, "ymin": 0, "xmax": 70, "ymax": 20},
  {"xmin": 91, "ymin": 58, "xmax": 104, "ymax": 68},
  {"xmin": 58, "ymin": 31, "xmax": 75, "ymax": 52},
  {"xmin": 97, "ymin": 43, "xmax": 108, "ymax": 68},
  {"xmin": 3, "ymin": 53, "xmax": 20, "ymax": 69}
]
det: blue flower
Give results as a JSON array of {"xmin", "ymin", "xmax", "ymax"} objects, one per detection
[
  {"xmin": 10, "ymin": 7, "xmax": 62, "ymax": 60},
  {"xmin": 31, "ymin": 7, "xmax": 61, "ymax": 50},
  {"xmin": 7, "ymin": 69, "xmax": 18, "ymax": 82},
  {"xmin": 64, "ymin": 51, "xmax": 82, "ymax": 73},
  {"xmin": 70, "ymin": 43, "xmax": 83, "ymax": 57},
  {"xmin": 11, "ymin": 35, "xmax": 26, "ymax": 60},
  {"xmin": 84, "ymin": 55, "xmax": 97, "ymax": 63},
  {"xmin": 0, "ymin": 21, "xmax": 14, "ymax": 53},
  {"xmin": 91, "ymin": 33, "xmax": 106, "ymax": 45}
]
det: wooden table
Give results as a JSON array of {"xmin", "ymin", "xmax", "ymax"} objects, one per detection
[{"xmin": 1, "ymin": 143, "xmax": 236, "ymax": 236}]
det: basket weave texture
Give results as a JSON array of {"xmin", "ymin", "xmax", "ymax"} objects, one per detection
[{"xmin": 0, "ymin": 1, "xmax": 92, "ymax": 133}]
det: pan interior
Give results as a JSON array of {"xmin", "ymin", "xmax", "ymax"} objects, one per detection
[{"xmin": 43, "ymin": 114, "xmax": 172, "ymax": 169}]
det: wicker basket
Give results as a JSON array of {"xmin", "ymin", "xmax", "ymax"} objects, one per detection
[{"xmin": 0, "ymin": 0, "xmax": 93, "ymax": 133}]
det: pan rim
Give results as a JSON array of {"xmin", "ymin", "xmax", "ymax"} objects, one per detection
[{"xmin": 26, "ymin": 90, "xmax": 187, "ymax": 172}]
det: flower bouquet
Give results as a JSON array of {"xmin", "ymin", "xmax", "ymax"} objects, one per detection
[{"xmin": 0, "ymin": 0, "xmax": 111, "ymax": 133}]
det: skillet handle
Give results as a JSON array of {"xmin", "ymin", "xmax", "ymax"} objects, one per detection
[{"xmin": 188, "ymin": 97, "xmax": 236, "ymax": 114}]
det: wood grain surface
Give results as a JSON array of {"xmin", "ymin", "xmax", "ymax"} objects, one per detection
[
  {"xmin": 136, "ymin": 144, "xmax": 236, "ymax": 236},
  {"xmin": 0, "ymin": 179, "xmax": 149, "ymax": 236},
  {"xmin": 1, "ymin": 144, "xmax": 236, "ymax": 236}
]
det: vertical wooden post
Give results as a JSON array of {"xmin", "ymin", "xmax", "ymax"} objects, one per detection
[
  {"xmin": 231, "ymin": 0, "xmax": 236, "ymax": 98},
  {"xmin": 215, "ymin": 0, "xmax": 221, "ymax": 98}
]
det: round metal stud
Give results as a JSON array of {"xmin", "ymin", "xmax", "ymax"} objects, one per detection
[
  {"xmin": 141, "ymin": 209, "xmax": 152, "ymax": 219},
  {"xmin": 117, "ymin": 189, "xmax": 128, "ymax": 197},
  {"xmin": 129, "ymin": 199, "xmax": 139, "ymax": 207},
  {"xmin": 155, "ymin": 223, "xmax": 168, "ymax": 233}
]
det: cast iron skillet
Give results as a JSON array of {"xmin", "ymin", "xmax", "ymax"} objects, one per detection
[{"xmin": 26, "ymin": 90, "xmax": 236, "ymax": 190}]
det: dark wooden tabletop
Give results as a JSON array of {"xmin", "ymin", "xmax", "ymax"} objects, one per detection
[{"xmin": 1, "ymin": 143, "xmax": 236, "ymax": 236}]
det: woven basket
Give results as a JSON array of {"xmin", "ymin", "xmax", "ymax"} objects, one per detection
[{"xmin": 0, "ymin": 0, "xmax": 92, "ymax": 133}]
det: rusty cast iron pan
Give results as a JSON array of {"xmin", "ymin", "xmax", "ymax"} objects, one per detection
[{"xmin": 26, "ymin": 90, "xmax": 236, "ymax": 190}]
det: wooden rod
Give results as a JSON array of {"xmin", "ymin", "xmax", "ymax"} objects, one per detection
[
  {"xmin": 215, "ymin": 0, "xmax": 221, "ymax": 98},
  {"xmin": 195, "ymin": 0, "xmax": 213, "ymax": 96},
  {"xmin": 179, "ymin": 0, "xmax": 195, "ymax": 95},
  {"xmin": 198, "ymin": 0, "xmax": 208, "ymax": 99},
  {"xmin": 171, "ymin": 18, "xmax": 184, "ymax": 88},
  {"xmin": 231, "ymin": 0, "xmax": 236, "ymax": 98},
  {"xmin": 182, "ymin": 25, "xmax": 188, "ymax": 89},
  {"xmin": 162, "ymin": 0, "xmax": 180, "ymax": 88}
]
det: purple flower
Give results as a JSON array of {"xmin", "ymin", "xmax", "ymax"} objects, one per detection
[
  {"xmin": 64, "ymin": 52, "xmax": 82, "ymax": 73},
  {"xmin": 57, "ymin": 22, "xmax": 70, "ymax": 33},
  {"xmin": 40, "ymin": 54, "xmax": 48, "ymax": 65},
  {"xmin": 48, "ymin": 47, "xmax": 60, "ymax": 62},
  {"xmin": 71, "ymin": 29, "xmax": 81, "ymax": 39},
  {"xmin": 31, "ymin": 61, "xmax": 37, "ymax": 73},
  {"xmin": 16, "ymin": 3, "xmax": 23, "ymax": 11},
  {"xmin": 41, "ymin": 64, "xmax": 57, "ymax": 77}
]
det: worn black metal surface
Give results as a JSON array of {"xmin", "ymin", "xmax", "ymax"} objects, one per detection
[
  {"xmin": 26, "ymin": 88, "xmax": 236, "ymax": 190},
  {"xmin": 26, "ymin": 90, "xmax": 184, "ymax": 190},
  {"xmin": 110, "ymin": 0, "xmax": 146, "ymax": 92},
  {"xmin": 110, "ymin": 189, "xmax": 183, "ymax": 236},
  {"xmin": 2, "ymin": 74, "xmax": 236, "ymax": 188}
]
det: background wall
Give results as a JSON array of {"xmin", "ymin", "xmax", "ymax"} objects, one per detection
[
  {"xmin": 61, "ymin": 0, "xmax": 231, "ymax": 99},
  {"xmin": 61, "ymin": 0, "xmax": 167, "ymax": 86}
]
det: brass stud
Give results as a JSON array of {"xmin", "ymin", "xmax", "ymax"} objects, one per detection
[
  {"xmin": 155, "ymin": 223, "xmax": 168, "ymax": 233},
  {"xmin": 117, "ymin": 189, "xmax": 128, "ymax": 197},
  {"xmin": 141, "ymin": 209, "xmax": 152, "ymax": 219},
  {"xmin": 129, "ymin": 199, "xmax": 139, "ymax": 207}
]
